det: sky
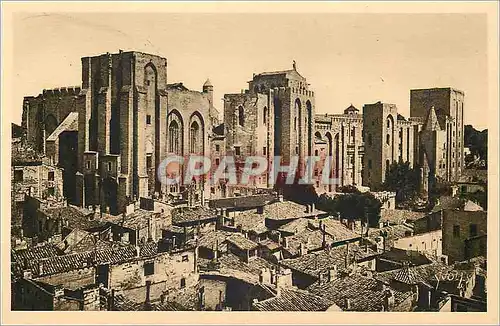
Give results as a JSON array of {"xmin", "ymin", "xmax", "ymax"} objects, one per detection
[{"xmin": 12, "ymin": 12, "xmax": 488, "ymax": 129}]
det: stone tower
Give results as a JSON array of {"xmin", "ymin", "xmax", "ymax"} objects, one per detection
[
  {"xmin": 410, "ymin": 88, "xmax": 465, "ymax": 182},
  {"xmin": 362, "ymin": 102, "xmax": 400, "ymax": 190},
  {"xmin": 75, "ymin": 51, "xmax": 168, "ymax": 214}
]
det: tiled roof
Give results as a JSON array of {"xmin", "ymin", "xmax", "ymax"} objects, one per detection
[
  {"xmin": 377, "ymin": 248, "xmax": 432, "ymax": 267},
  {"xmin": 11, "ymin": 243, "xmax": 62, "ymax": 275},
  {"xmin": 203, "ymin": 253, "xmax": 276, "ymax": 284},
  {"xmin": 278, "ymin": 218, "xmax": 310, "ymax": 234},
  {"xmin": 281, "ymin": 245, "xmax": 378, "ymax": 278},
  {"xmin": 23, "ymin": 242, "xmax": 161, "ymax": 277},
  {"xmin": 380, "ymin": 209, "xmax": 426, "ymax": 224},
  {"xmin": 253, "ymin": 288, "xmax": 336, "ymax": 311},
  {"xmin": 40, "ymin": 206, "xmax": 108, "ymax": 231},
  {"xmin": 375, "ymin": 262, "xmax": 452, "ymax": 285},
  {"xmin": 197, "ymin": 229, "xmax": 234, "ymax": 249},
  {"xmin": 311, "ymin": 219, "xmax": 360, "ymax": 242},
  {"xmin": 171, "ymin": 207, "xmax": 217, "ymax": 225},
  {"xmin": 264, "ymin": 201, "xmax": 327, "ymax": 221},
  {"xmin": 368, "ymin": 224, "xmax": 413, "ymax": 247},
  {"xmin": 308, "ymin": 274, "xmax": 413, "ymax": 311},
  {"xmin": 209, "ymin": 194, "xmax": 275, "ymax": 209},
  {"xmin": 113, "ymin": 294, "xmax": 190, "ymax": 311},
  {"xmin": 259, "ymin": 239, "xmax": 281, "ymax": 251},
  {"xmin": 231, "ymin": 211, "xmax": 269, "ymax": 234},
  {"xmin": 282, "ymin": 226, "xmax": 342, "ymax": 257},
  {"xmin": 225, "ymin": 234, "xmax": 259, "ymax": 250}
]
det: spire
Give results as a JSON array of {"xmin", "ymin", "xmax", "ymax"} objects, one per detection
[
  {"xmin": 203, "ymin": 78, "xmax": 213, "ymax": 88},
  {"xmin": 292, "ymin": 60, "xmax": 297, "ymax": 71},
  {"xmin": 424, "ymin": 106, "xmax": 441, "ymax": 131}
]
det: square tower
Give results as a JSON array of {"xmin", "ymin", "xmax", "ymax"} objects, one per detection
[
  {"xmin": 362, "ymin": 102, "xmax": 400, "ymax": 190},
  {"xmin": 410, "ymin": 88, "xmax": 465, "ymax": 181}
]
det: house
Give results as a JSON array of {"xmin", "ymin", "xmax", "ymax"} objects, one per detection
[
  {"xmin": 12, "ymin": 279, "xmax": 100, "ymax": 311},
  {"xmin": 442, "ymin": 209, "xmax": 487, "ymax": 263},
  {"xmin": 280, "ymin": 244, "xmax": 379, "ymax": 289},
  {"xmin": 393, "ymin": 230, "xmax": 442, "ymax": 258},
  {"xmin": 307, "ymin": 273, "xmax": 415, "ymax": 311},
  {"xmin": 263, "ymin": 200, "xmax": 329, "ymax": 229},
  {"xmin": 224, "ymin": 234, "xmax": 259, "ymax": 263},
  {"xmin": 375, "ymin": 247, "xmax": 433, "ymax": 272},
  {"xmin": 252, "ymin": 288, "xmax": 341, "ymax": 311}
]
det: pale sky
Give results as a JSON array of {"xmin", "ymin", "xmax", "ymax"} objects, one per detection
[{"xmin": 12, "ymin": 12, "xmax": 488, "ymax": 129}]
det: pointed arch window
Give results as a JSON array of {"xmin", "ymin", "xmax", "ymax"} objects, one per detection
[
  {"xmin": 237, "ymin": 106, "xmax": 245, "ymax": 127},
  {"xmin": 190, "ymin": 121, "xmax": 200, "ymax": 153},
  {"xmin": 169, "ymin": 120, "xmax": 180, "ymax": 154}
]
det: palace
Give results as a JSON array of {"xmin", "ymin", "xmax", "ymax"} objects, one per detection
[{"xmin": 21, "ymin": 50, "xmax": 465, "ymax": 214}]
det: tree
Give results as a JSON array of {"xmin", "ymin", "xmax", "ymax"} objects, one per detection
[
  {"xmin": 317, "ymin": 191, "xmax": 382, "ymax": 228},
  {"xmin": 382, "ymin": 161, "xmax": 420, "ymax": 204}
]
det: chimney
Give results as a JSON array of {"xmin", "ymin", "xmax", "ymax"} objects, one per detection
[
  {"xmin": 321, "ymin": 223, "xmax": 327, "ymax": 248},
  {"xmin": 299, "ymin": 242, "xmax": 307, "ymax": 256},
  {"xmin": 283, "ymin": 236, "xmax": 289, "ymax": 249},
  {"xmin": 328, "ymin": 265, "xmax": 338, "ymax": 282},
  {"xmin": 144, "ymin": 280, "xmax": 152, "ymax": 311},
  {"xmin": 345, "ymin": 298, "xmax": 351, "ymax": 311},
  {"xmin": 213, "ymin": 239, "xmax": 219, "ymax": 261},
  {"xmin": 318, "ymin": 272, "xmax": 324, "ymax": 285},
  {"xmin": 311, "ymin": 203, "xmax": 315, "ymax": 213},
  {"xmin": 383, "ymin": 289, "xmax": 395, "ymax": 311},
  {"xmin": 108, "ymin": 289, "xmax": 115, "ymax": 310}
]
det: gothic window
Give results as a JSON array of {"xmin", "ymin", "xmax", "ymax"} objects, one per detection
[
  {"xmin": 386, "ymin": 134, "xmax": 390, "ymax": 145},
  {"xmin": 190, "ymin": 121, "xmax": 200, "ymax": 153},
  {"xmin": 238, "ymin": 106, "xmax": 245, "ymax": 127},
  {"xmin": 294, "ymin": 117, "xmax": 297, "ymax": 131},
  {"xmin": 169, "ymin": 120, "xmax": 180, "ymax": 154}
]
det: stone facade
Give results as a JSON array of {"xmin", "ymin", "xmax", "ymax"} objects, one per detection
[
  {"xmin": 442, "ymin": 209, "xmax": 487, "ymax": 263},
  {"xmin": 410, "ymin": 88, "xmax": 465, "ymax": 182}
]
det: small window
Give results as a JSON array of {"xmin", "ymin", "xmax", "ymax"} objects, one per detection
[
  {"xmin": 48, "ymin": 171, "xmax": 55, "ymax": 181},
  {"xmin": 182, "ymin": 255, "xmax": 189, "ymax": 262},
  {"xmin": 453, "ymin": 225, "xmax": 460, "ymax": 238},
  {"xmin": 14, "ymin": 170, "xmax": 23, "ymax": 182},
  {"xmin": 386, "ymin": 134, "xmax": 390, "ymax": 145},
  {"xmin": 295, "ymin": 146, "xmax": 299, "ymax": 155},
  {"xmin": 215, "ymin": 144, "xmax": 220, "ymax": 152},
  {"xmin": 107, "ymin": 162, "xmax": 112, "ymax": 171},
  {"xmin": 86, "ymin": 161, "xmax": 91, "ymax": 169},
  {"xmin": 146, "ymin": 155, "xmax": 152, "ymax": 169},
  {"xmin": 234, "ymin": 146, "xmax": 241, "ymax": 156},
  {"xmin": 144, "ymin": 262, "xmax": 154, "ymax": 276},
  {"xmin": 315, "ymin": 150, "xmax": 319, "ymax": 156},
  {"xmin": 263, "ymin": 147, "xmax": 267, "ymax": 156},
  {"xmin": 215, "ymin": 158, "xmax": 220, "ymax": 166},
  {"xmin": 180, "ymin": 278, "xmax": 186, "ymax": 288},
  {"xmin": 146, "ymin": 115, "xmax": 152, "ymax": 125},
  {"xmin": 469, "ymin": 224, "xmax": 478, "ymax": 237}
]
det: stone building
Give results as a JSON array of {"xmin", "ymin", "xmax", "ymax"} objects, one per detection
[
  {"xmin": 314, "ymin": 105, "xmax": 364, "ymax": 192},
  {"xmin": 223, "ymin": 62, "xmax": 315, "ymax": 193},
  {"xmin": 410, "ymin": 88, "xmax": 465, "ymax": 182},
  {"xmin": 362, "ymin": 102, "xmax": 419, "ymax": 190},
  {"xmin": 442, "ymin": 209, "xmax": 487, "ymax": 263},
  {"xmin": 21, "ymin": 51, "xmax": 218, "ymax": 215}
]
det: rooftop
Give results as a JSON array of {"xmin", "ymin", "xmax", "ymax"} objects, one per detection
[
  {"xmin": 201, "ymin": 253, "xmax": 276, "ymax": 284},
  {"xmin": 253, "ymin": 288, "xmax": 337, "ymax": 311},
  {"xmin": 209, "ymin": 194, "xmax": 275, "ymax": 209},
  {"xmin": 308, "ymin": 273, "xmax": 413, "ymax": 311},
  {"xmin": 264, "ymin": 201, "xmax": 327, "ymax": 221},
  {"xmin": 39, "ymin": 205, "xmax": 109, "ymax": 231},
  {"xmin": 225, "ymin": 234, "xmax": 259, "ymax": 251},
  {"xmin": 171, "ymin": 207, "xmax": 217, "ymax": 225},
  {"xmin": 379, "ymin": 209, "xmax": 426, "ymax": 225}
]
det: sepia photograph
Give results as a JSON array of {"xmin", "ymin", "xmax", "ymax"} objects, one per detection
[{"xmin": 2, "ymin": 1, "xmax": 498, "ymax": 325}]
